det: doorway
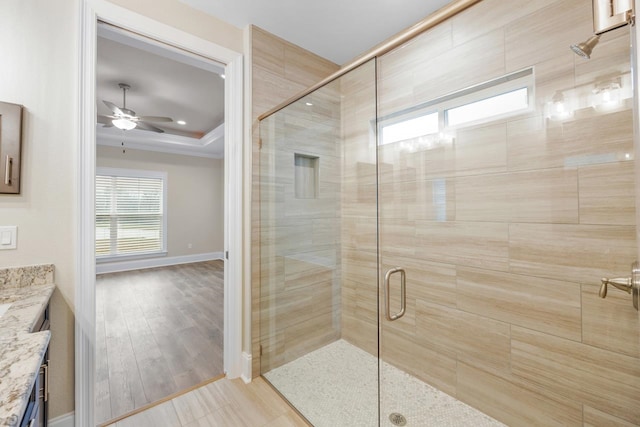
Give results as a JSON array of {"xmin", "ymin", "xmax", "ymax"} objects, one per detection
[
  {"xmin": 94, "ymin": 22, "xmax": 226, "ymax": 426},
  {"xmin": 77, "ymin": 2, "xmax": 245, "ymax": 426}
]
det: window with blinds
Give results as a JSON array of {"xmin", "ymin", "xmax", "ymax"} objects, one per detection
[{"xmin": 96, "ymin": 168, "xmax": 167, "ymax": 258}]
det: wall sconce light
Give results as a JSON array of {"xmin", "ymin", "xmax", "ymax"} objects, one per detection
[
  {"xmin": 545, "ymin": 91, "xmax": 574, "ymax": 121},
  {"xmin": 591, "ymin": 80, "xmax": 622, "ymax": 111}
]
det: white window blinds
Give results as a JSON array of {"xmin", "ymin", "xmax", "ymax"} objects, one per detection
[{"xmin": 96, "ymin": 169, "xmax": 166, "ymax": 258}]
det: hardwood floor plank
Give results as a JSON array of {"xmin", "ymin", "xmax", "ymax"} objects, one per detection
[
  {"xmin": 114, "ymin": 400, "xmax": 181, "ymax": 427},
  {"xmin": 264, "ymin": 411, "xmax": 309, "ymax": 427},
  {"xmin": 193, "ymin": 404, "xmax": 250, "ymax": 427},
  {"xmin": 131, "ymin": 332, "xmax": 179, "ymax": 403},
  {"xmin": 96, "ymin": 261, "xmax": 225, "ymax": 425},
  {"xmin": 95, "ymin": 305, "xmax": 112, "ymax": 422},
  {"xmin": 106, "ymin": 377, "xmax": 309, "ymax": 427},
  {"xmin": 106, "ymin": 333, "xmax": 147, "ymax": 415},
  {"xmin": 171, "ymin": 389, "xmax": 211, "ymax": 426},
  {"xmin": 95, "ymin": 379, "xmax": 112, "ymax": 424},
  {"xmin": 174, "ymin": 370, "xmax": 208, "ymax": 391}
]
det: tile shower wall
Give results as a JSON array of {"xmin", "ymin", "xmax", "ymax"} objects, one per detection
[
  {"xmin": 362, "ymin": 0, "xmax": 640, "ymax": 425},
  {"xmin": 251, "ymin": 26, "xmax": 340, "ymax": 375}
]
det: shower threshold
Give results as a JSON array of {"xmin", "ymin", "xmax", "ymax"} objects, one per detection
[{"xmin": 263, "ymin": 340, "xmax": 505, "ymax": 427}]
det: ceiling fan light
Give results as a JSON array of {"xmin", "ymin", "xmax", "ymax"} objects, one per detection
[{"xmin": 112, "ymin": 118, "xmax": 136, "ymax": 130}]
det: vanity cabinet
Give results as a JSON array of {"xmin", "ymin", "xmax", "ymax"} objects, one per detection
[
  {"xmin": 20, "ymin": 304, "xmax": 50, "ymax": 427},
  {"xmin": 20, "ymin": 355, "xmax": 46, "ymax": 427}
]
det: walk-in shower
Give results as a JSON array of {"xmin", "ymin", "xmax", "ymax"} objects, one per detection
[{"xmin": 258, "ymin": 0, "xmax": 640, "ymax": 425}]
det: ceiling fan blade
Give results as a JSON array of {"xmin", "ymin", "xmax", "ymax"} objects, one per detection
[
  {"xmin": 136, "ymin": 121, "xmax": 165, "ymax": 133},
  {"xmin": 97, "ymin": 115, "xmax": 114, "ymax": 127},
  {"xmin": 103, "ymin": 100, "xmax": 124, "ymax": 116},
  {"xmin": 120, "ymin": 107, "xmax": 136, "ymax": 117},
  {"xmin": 138, "ymin": 116, "xmax": 173, "ymax": 123}
]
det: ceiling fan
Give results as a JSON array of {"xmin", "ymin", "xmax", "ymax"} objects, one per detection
[{"xmin": 99, "ymin": 83, "xmax": 172, "ymax": 133}]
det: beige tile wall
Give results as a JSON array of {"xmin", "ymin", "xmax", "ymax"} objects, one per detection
[
  {"xmin": 370, "ymin": 0, "xmax": 640, "ymax": 425},
  {"xmin": 251, "ymin": 26, "xmax": 340, "ymax": 376}
]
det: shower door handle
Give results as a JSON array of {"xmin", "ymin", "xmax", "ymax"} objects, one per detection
[{"xmin": 384, "ymin": 267, "xmax": 406, "ymax": 321}]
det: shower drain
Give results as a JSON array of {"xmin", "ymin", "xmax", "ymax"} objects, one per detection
[{"xmin": 389, "ymin": 413, "xmax": 407, "ymax": 426}]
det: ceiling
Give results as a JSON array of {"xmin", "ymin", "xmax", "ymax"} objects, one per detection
[
  {"xmin": 96, "ymin": 24, "xmax": 226, "ymax": 158},
  {"xmin": 180, "ymin": 0, "xmax": 454, "ymax": 65},
  {"xmin": 96, "ymin": 1, "xmax": 454, "ymax": 158}
]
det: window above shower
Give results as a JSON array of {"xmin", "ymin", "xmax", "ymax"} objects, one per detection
[{"xmin": 378, "ymin": 67, "xmax": 534, "ymax": 148}]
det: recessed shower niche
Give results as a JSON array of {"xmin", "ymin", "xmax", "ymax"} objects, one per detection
[{"xmin": 294, "ymin": 153, "xmax": 319, "ymax": 199}]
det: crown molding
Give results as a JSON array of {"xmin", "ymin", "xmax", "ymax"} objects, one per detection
[{"xmin": 96, "ymin": 122, "xmax": 224, "ymax": 158}]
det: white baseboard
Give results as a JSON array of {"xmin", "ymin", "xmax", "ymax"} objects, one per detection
[
  {"xmin": 49, "ymin": 412, "xmax": 74, "ymax": 427},
  {"xmin": 96, "ymin": 252, "xmax": 223, "ymax": 274},
  {"xmin": 241, "ymin": 351, "xmax": 252, "ymax": 383}
]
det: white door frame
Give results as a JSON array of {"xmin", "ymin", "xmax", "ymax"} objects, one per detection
[{"xmin": 76, "ymin": 2, "xmax": 244, "ymax": 426}]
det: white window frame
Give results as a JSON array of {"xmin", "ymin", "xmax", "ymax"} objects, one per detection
[
  {"xmin": 445, "ymin": 86, "xmax": 530, "ymax": 128},
  {"xmin": 95, "ymin": 166, "xmax": 168, "ymax": 262},
  {"xmin": 378, "ymin": 67, "xmax": 535, "ymax": 146}
]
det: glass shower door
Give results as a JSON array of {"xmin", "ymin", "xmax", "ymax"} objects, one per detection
[
  {"xmin": 377, "ymin": 1, "xmax": 640, "ymax": 426},
  {"xmin": 259, "ymin": 59, "xmax": 380, "ymax": 426}
]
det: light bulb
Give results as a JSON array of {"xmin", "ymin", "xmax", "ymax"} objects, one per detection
[
  {"xmin": 112, "ymin": 118, "xmax": 136, "ymax": 130},
  {"xmin": 546, "ymin": 91, "xmax": 573, "ymax": 121},
  {"xmin": 592, "ymin": 81, "xmax": 622, "ymax": 111}
]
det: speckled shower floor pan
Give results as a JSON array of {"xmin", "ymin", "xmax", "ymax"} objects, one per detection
[{"xmin": 263, "ymin": 340, "xmax": 505, "ymax": 427}]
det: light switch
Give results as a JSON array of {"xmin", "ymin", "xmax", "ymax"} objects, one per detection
[{"xmin": 0, "ymin": 226, "xmax": 17, "ymax": 250}]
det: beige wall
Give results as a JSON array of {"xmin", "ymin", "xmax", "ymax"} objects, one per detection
[
  {"xmin": 97, "ymin": 145, "xmax": 223, "ymax": 258},
  {"xmin": 0, "ymin": 0, "xmax": 80, "ymax": 418},
  {"xmin": 105, "ymin": 0, "xmax": 243, "ymax": 54},
  {"xmin": 250, "ymin": 26, "xmax": 339, "ymax": 377},
  {"xmin": 0, "ymin": 0, "xmax": 243, "ymax": 419}
]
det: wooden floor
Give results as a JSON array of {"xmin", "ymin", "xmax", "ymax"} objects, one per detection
[
  {"xmin": 96, "ymin": 261, "xmax": 225, "ymax": 425},
  {"xmin": 106, "ymin": 377, "xmax": 309, "ymax": 427}
]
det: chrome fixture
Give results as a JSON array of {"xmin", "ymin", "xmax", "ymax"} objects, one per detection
[
  {"xmin": 571, "ymin": 0, "xmax": 635, "ymax": 59},
  {"xmin": 389, "ymin": 413, "xmax": 407, "ymax": 426},
  {"xmin": 384, "ymin": 267, "xmax": 406, "ymax": 321},
  {"xmin": 599, "ymin": 261, "xmax": 640, "ymax": 310},
  {"xmin": 4, "ymin": 156, "xmax": 12, "ymax": 186},
  {"xmin": 570, "ymin": 35, "xmax": 601, "ymax": 59},
  {"xmin": 600, "ymin": 277, "xmax": 632, "ymax": 297}
]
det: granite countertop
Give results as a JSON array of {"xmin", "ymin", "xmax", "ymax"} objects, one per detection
[
  {"xmin": 0, "ymin": 284, "xmax": 55, "ymax": 336},
  {"xmin": 0, "ymin": 264, "xmax": 55, "ymax": 427},
  {"xmin": 0, "ymin": 332, "xmax": 50, "ymax": 427}
]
